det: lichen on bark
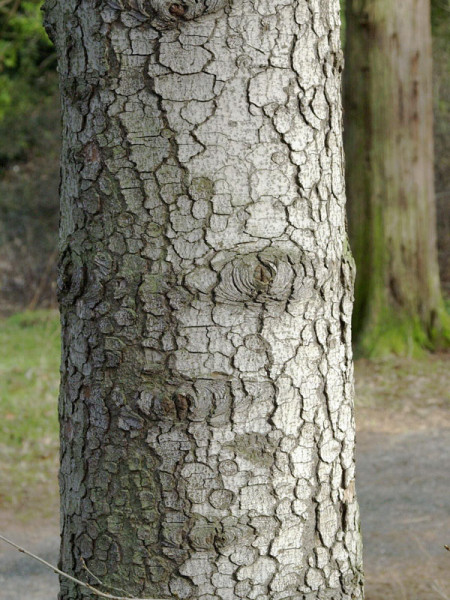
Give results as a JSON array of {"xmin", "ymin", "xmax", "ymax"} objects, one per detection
[{"xmin": 45, "ymin": 0, "xmax": 364, "ymax": 598}]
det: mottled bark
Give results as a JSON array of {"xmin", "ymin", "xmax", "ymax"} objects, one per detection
[
  {"xmin": 344, "ymin": 0, "xmax": 449, "ymax": 356},
  {"xmin": 44, "ymin": 1, "xmax": 363, "ymax": 599}
]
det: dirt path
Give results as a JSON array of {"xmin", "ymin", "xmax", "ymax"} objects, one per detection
[
  {"xmin": 1, "ymin": 424, "xmax": 449, "ymax": 600},
  {"xmin": 358, "ymin": 427, "xmax": 450, "ymax": 600},
  {"xmin": 0, "ymin": 520, "xmax": 59, "ymax": 600}
]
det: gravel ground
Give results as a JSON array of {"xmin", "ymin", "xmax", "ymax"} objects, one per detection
[
  {"xmin": 0, "ymin": 524, "xmax": 59, "ymax": 600},
  {"xmin": 358, "ymin": 427, "xmax": 450, "ymax": 600}
]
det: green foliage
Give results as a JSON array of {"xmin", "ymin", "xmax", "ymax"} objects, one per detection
[
  {"xmin": 431, "ymin": 0, "xmax": 450, "ymax": 31},
  {"xmin": 0, "ymin": 310, "xmax": 60, "ymax": 510},
  {"xmin": 0, "ymin": 0, "xmax": 57, "ymax": 163}
]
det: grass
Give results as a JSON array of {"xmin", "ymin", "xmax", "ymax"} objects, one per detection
[{"xmin": 0, "ymin": 309, "xmax": 60, "ymax": 515}]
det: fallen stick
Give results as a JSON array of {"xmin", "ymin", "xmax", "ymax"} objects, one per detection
[{"xmin": 0, "ymin": 533, "xmax": 169, "ymax": 600}]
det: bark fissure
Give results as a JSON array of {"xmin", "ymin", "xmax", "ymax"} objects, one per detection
[{"xmin": 45, "ymin": 0, "xmax": 364, "ymax": 598}]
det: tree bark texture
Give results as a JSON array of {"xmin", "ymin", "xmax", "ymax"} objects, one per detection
[
  {"xmin": 44, "ymin": 1, "xmax": 363, "ymax": 599},
  {"xmin": 344, "ymin": 0, "xmax": 449, "ymax": 356}
]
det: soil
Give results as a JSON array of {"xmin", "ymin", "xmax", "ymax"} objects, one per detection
[{"xmin": 0, "ymin": 357, "xmax": 449, "ymax": 600}]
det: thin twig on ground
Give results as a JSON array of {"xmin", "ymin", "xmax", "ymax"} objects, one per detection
[{"xmin": 0, "ymin": 533, "xmax": 169, "ymax": 600}]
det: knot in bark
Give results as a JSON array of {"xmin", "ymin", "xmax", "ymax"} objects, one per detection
[
  {"xmin": 215, "ymin": 249, "xmax": 296, "ymax": 304},
  {"xmin": 169, "ymin": 3, "xmax": 186, "ymax": 17},
  {"xmin": 253, "ymin": 259, "xmax": 275, "ymax": 290},
  {"xmin": 57, "ymin": 249, "xmax": 86, "ymax": 306},
  {"xmin": 125, "ymin": 0, "xmax": 229, "ymax": 27}
]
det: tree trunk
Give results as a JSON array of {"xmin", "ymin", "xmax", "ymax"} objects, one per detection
[
  {"xmin": 44, "ymin": 1, "xmax": 363, "ymax": 598},
  {"xmin": 344, "ymin": 0, "xmax": 449, "ymax": 356}
]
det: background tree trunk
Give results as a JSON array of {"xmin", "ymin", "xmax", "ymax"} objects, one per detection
[
  {"xmin": 344, "ymin": 0, "xmax": 449, "ymax": 356},
  {"xmin": 45, "ymin": 1, "xmax": 363, "ymax": 598}
]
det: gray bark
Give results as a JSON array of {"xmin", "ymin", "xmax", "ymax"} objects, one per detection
[{"xmin": 44, "ymin": 1, "xmax": 364, "ymax": 599}]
